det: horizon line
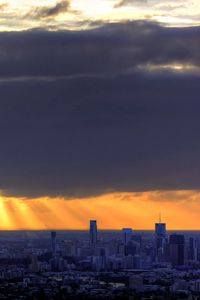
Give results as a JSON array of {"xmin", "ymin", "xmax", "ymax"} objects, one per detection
[{"xmin": 0, "ymin": 228, "xmax": 199, "ymax": 231}]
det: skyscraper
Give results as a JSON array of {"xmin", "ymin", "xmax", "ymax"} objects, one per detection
[
  {"xmin": 122, "ymin": 228, "xmax": 133, "ymax": 245},
  {"xmin": 188, "ymin": 237, "xmax": 198, "ymax": 261},
  {"xmin": 51, "ymin": 231, "xmax": 56, "ymax": 256},
  {"xmin": 169, "ymin": 234, "xmax": 185, "ymax": 267},
  {"xmin": 155, "ymin": 215, "xmax": 167, "ymax": 262},
  {"xmin": 155, "ymin": 223, "xmax": 167, "ymax": 248},
  {"xmin": 155, "ymin": 217, "xmax": 166, "ymax": 246},
  {"xmin": 89, "ymin": 220, "xmax": 97, "ymax": 244}
]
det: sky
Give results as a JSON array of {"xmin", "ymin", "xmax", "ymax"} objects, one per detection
[{"xmin": 0, "ymin": 0, "xmax": 200, "ymax": 229}]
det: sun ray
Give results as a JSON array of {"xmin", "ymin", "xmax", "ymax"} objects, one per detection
[
  {"xmin": 11, "ymin": 198, "xmax": 46, "ymax": 229},
  {"xmin": 0, "ymin": 191, "xmax": 200, "ymax": 230},
  {"xmin": 0, "ymin": 198, "xmax": 15, "ymax": 229}
]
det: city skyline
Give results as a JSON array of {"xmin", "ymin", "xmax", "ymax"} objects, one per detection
[
  {"xmin": 1, "ymin": 2, "xmax": 200, "ymax": 299},
  {"xmin": 0, "ymin": 222, "xmax": 199, "ymax": 299}
]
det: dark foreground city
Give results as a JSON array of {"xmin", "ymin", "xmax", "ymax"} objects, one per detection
[{"xmin": 0, "ymin": 221, "xmax": 200, "ymax": 299}]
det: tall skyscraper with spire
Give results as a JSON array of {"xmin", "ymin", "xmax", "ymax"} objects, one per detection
[{"xmin": 155, "ymin": 213, "xmax": 167, "ymax": 261}]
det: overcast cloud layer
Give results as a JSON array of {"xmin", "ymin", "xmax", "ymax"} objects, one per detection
[
  {"xmin": 1, "ymin": 21, "xmax": 200, "ymax": 78},
  {"xmin": 0, "ymin": 21, "xmax": 200, "ymax": 198}
]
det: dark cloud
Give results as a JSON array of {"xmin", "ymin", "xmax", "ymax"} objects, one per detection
[
  {"xmin": 0, "ymin": 71, "xmax": 200, "ymax": 198},
  {"xmin": 0, "ymin": 22, "xmax": 200, "ymax": 198},
  {"xmin": 0, "ymin": 21, "xmax": 200, "ymax": 79},
  {"xmin": 27, "ymin": 0, "xmax": 71, "ymax": 19},
  {"xmin": 114, "ymin": 0, "xmax": 148, "ymax": 8}
]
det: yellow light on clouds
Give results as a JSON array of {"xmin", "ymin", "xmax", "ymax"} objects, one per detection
[{"xmin": 0, "ymin": 191, "xmax": 200, "ymax": 230}]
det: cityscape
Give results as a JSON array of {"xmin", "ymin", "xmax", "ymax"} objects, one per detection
[
  {"xmin": 1, "ymin": 0, "xmax": 200, "ymax": 299},
  {"xmin": 0, "ymin": 220, "xmax": 199, "ymax": 299}
]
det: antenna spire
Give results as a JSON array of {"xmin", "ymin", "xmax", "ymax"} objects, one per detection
[{"xmin": 159, "ymin": 212, "xmax": 162, "ymax": 223}]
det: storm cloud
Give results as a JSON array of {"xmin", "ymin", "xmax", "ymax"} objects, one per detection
[
  {"xmin": 0, "ymin": 22, "xmax": 200, "ymax": 79},
  {"xmin": 27, "ymin": 0, "xmax": 71, "ymax": 20},
  {"xmin": 0, "ymin": 21, "xmax": 200, "ymax": 198}
]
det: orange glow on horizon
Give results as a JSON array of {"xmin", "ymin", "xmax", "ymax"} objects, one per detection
[{"xmin": 0, "ymin": 190, "xmax": 200, "ymax": 230}]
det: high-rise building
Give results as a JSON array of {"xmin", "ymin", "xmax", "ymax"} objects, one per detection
[
  {"xmin": 169, "ymin": 234, "xmax": 185, "ymax": 267},
  {"xmin": 125, "ymin": 240, "xmax": 140, "ymax": 256},
  {"xmin": 155, "ymin": 214, "xmax": 167, "ymax": 262},
  {"xmin": 122, "ymin": 228, "xmax": 133, "ymax": 245},
  {"xmin": 51, "ymin": 231, "xmax": 56, "ymax": 256},
  {"xmin": 155, "ymin": 222, "xmax": 166, "ymax": 250},
  {"xmin": 132, "ymin": 235, "xmax": 142, "ymax": 246},
  {"xmin": 155, "ymin": 215, "xmax": 167, "ymax": 262},
  {"xmin": 89, "ymin": 220, "xmax": 97, "ymax": 244},
  {"xmin": 188, "ymin": 237, "xmax": 198, "ymax": 261}
]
